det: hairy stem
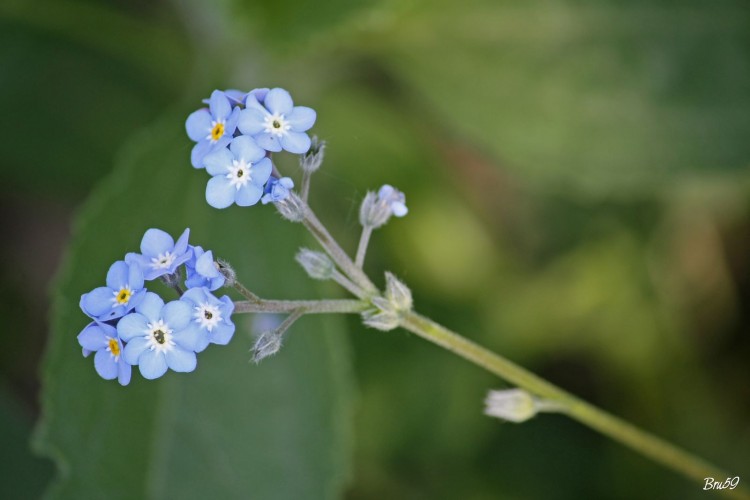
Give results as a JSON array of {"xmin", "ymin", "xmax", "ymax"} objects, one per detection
[
  {"xmin": 399, "ymin": 311, "xmax": 749, "ymax": 499},
  {"xmin": 234, "ymin": 298, "xmax": 368, "ymax": 314},
  {"xmin": 354, "ymin": 226, "xmax": 373, "ymax": 269},
  {"xmin": 301, "ymin": 170, "xmax": 312, "ymax": 203}
]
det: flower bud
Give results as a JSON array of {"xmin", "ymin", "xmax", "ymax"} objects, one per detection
[
  {"xmin": 296, "ymin": 248, "xmax": 334, "ymax": 280},
  {"xmin": 216, "ymin": 258, "xmax": 237, "ymax": 287},
  {"xmin": 384, "ymin": 272, "xmax": 412, "ymax": 312},
  {"xmin": 300, "ymin": 136, "xmax": 325, "ymax": 173},
  {"xmin": 251, "ymin": 331, "xmax": 283, "ymax": 363},
  {"xmin": 484, "ymin": 389, "xmax": 538, "ymax": 423},
  {"xmin": 361, "ymin": 308, "xmax": 400, "ymax": 331},
  {"xmin": 359, "ymin": 185, "xmax": 408, "ymax": 229},
  {"xmin": 275, "ymin": 191, "xmax": 306, "ymax": 222}
]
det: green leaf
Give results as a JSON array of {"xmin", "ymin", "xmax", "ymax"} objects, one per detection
[{"xmin": 33, "ymin": 114, "xmax": 354, "ymax": 499}]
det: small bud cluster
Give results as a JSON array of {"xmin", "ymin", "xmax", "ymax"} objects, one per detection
[
  {"xmin": 362, "ymin": 272, "xmax": 413, "ymax": 331},
  {"xmin": 359, "ymin": 185, "xmax": 408, "ymax": 230}
]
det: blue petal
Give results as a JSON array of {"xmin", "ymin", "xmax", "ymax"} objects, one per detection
[
  {"xmin": 176, "ymin": 323, "xmax": 210, "ymax": 353},
  {"xmin": 203, "ymin": 147, "xmax": 233, "ymax": 176},
  {"xmin": 140, "ymin": 228, "xmax": 174, "ymax": 257},
  {"xmin": 287, "ymin": 106, "xmax": 316, "ymax": 131},
  {"xmin": 106, "ymin": 261, "xmax": 129, "ymax": 290},
  {"xmin": 220, "ymin": 295, "xmax": 235, "ymax": 316},
  {"xmin": 236, "ymin": 183, "xmax": 263, "ymax": 207},
  {"xmin": 281, "ymin": 131, "xmax": 311, "ymax": 154},
  {"xmin": 127, "ymin": 261, "xmax": 144, "ymax": 289},
  {"xmin": 173, "ymin": 228, "xmax": 190, "ymax": 256},
  {"xmin": 230, "ymin": 136, "xmax": 265, "ymax": 163},
  {"xmin": 180, "ymin": 287, "xmax": 205, "ymax": 306},
  {"xmin": 237, "ymin": 108, "xmax": 266, "ymax": 135},
  {"xmin": 136, "ymin": 292, "xmax": 165, "ymax": 322},
  {"xmin": 225, "ymin": 107, "xmax": 240, "ymax": 135},
  {"xmin": 163, "ymin": 300, "xmax": 192, "ymax": 331},
  {"xmin": 206, "ymin": 176, "xmax": 236, "ymax": 209},
  {"xmin": 224, "ymin": 89, "xmax": 246, "ymax": 106},
  {"xmin": 185, "ymin": 109, "xmax": 211, "ymax": 141},
  {"xmin": 196, "ymin": 250, "xmax": 221, "ymax": 278},
  {"xmin": 77, "ymin": 323, "xmax": 108, "ymax": 351},
  {"xmin": 117, "ymin": 313, "xmax": 148, "ymax": 341},
  {"xmin": 81, "ymin": 287, "xmax": 115, "ymax": 318},
  {"xmin": 139, "ymin": 350, "xmax": 168, "ymax": 380},
  {"xmin": 209, "ymin": 322, "xmax": 234, "ymax": 345},
  {"xmin": 123, "ymin": 336, "xmax": 150, "ymax": 365},
  {"xmin": 209, "ymin": 90, "xmax": 231, "ymax": 121},
  {"xmin": 250, "ymin": 157, "xmax": 272, "ymax": 187},
  {"xmin": 191, "ymin": 140, "xmax": 212, "ymax": 169},
  {"xmin": 247, "ymin": 88, "xmax": 269, "ymax": 106},
  {"xmin": 253, "ymin": 133, "xmax": 281, "ymax": 152},
  {"xmin": 94, "ymin": 350, "xmax": 118, "ymax": 380},
  {"xmin": 117, "ymin": 362, "xmax": 132, "ymax": 386},
  {"xmin": 165, "ymin": 346, "xmax": 197, "ymax": 373},
  {"xmin": 265, "ymin": 88, "xmax": 293, "ymax": 115}
]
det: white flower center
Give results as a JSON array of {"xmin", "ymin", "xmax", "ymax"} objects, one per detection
[
  {"xmin": 193, "ymin": 302, "xmax": 222, "ymax": 332},
  {"xmin": 150, "ymin": 251, "xmax": 176, "ymax": 270},
  {"xmin": 227, "ymin": 158, "xmax": 252, "ymax": 190},
  {"xmin": 144, "ymin": 319, "xmax": 175, "ymax": 354},
  {"xmin": 111, "ymin": 285, "xmax": 133, "ymax": 308},
  {"xmin": 263, "ymin": 112, "xmax": 291, "ymax": 138}
]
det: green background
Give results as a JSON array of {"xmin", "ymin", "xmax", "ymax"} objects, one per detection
[{"xmin": 1, "ymin": 0, "xmax": 749, "ymax": 498}]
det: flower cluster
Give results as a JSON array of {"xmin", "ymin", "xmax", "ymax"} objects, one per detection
[
  {"xmin": 77, "ymin": 228, "xmax": 235, "ymax": 385},
  {"xmin": 186, "ymin": 88, "xmax": 315, "ymax": 209}
]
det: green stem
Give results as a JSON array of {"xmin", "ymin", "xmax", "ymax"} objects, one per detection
[
  {"xmin": 400, "ymin": 311, "xmax": 749, "ymax": 499},
  {"xmin": 234, "ymin": 298, "xmax": 368, "ymax": 315}
]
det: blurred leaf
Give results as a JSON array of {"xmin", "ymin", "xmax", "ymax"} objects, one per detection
[
  {"xmin": 363, "ymin": 0, "xmax": 750, "ymax": 197},
  {"xmin": 33, "ymin": 113, "xmax": 354, "ymax": 499}
]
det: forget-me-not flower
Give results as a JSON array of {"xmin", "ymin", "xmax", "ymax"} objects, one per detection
[
  {"xmin": 178, "ymin": 287, "xmax": 235, "ymax": 353},
  {"xmin": 202, "ymin": 136, "xmax": 272, "ymax": 209},
  {"xmin": 118, "ymin": 292, "xmax": 199, "ymax": 380},
  {"xmin": 378, "ymin": 184, "xmax": 408, "ymax": 217},
  {"xmin": 185, "ymin": 246, "xmax": 225, "ymax": 291},
  {"xmin": 80, "ymin": 260, "xmax": 146, "ymax": 322},
  {"xmin": 238, "ymin": 88, "xmax": 316, "ymax": 154},
  {"xmin": 261, "ymin": 176, "xmax": 294, "ymax": 205},
  {"xmin": 77, "ymin": 321, "xmax": 132, "ymax": 386},
  {"xmin": 126, "ymin": 228, "xmax": 192, "ymax": 281},
  {"xmin": 186, "ymin": 90, "xmax": 240, "ymax": 168}
]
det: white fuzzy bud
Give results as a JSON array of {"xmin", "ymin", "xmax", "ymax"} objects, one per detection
[
  {"xmin": 384, "ymin": 272, "xmax": 412, "ymax": 312},
  {"xmin": 251, "ymin": 331, "xmax": 283, "ymax": 363},
  {"xmin": 296, "ymin": 248, "xmax": 334, "ymax": 280},
  {"xmin": 482, "ymin": 389, "xmax": 564, "ymax": 424},
  {"xmin": 300, "ymin": 136, "xmax": 325, "ymax": 173},
  {"xmin": 216, "ymin": 258, "xmax": 236, "ymax": 287},
  {"xmin": 275, "ymin": 191, "xmax": 307, "ymax": 222}
]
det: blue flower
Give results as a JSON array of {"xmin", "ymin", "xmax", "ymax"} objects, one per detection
[
  {"xmin": 378, "ymin": 184, "xmax": 408, "ymax": 217},
  {"xmin": 178, "ymin": 287, "xmax": 235, "ymax": 353},
  {"xmin": 202, "ymin": 136, "xmax": 273, "ymax": 209},
  {"xmin": 237, "ymin": 88, "xmax": 316, "ymax": 154},
  {"xmin": 117, "ymin": 292, "xmax": 200, "ymax": 380},
  {"xmin": 202, "ymin": 89, "xmax": 247, "ymax": 107},
  {"xmin": 126, "ymin": 228, "xmax": 192, "ymax": 281},
  {"xmin": 80, "ymin": 260, "xmax": 146, "ymax": 322},
  {"xmin": 77, "ymin": 321, "xmax": 132, "ymax": 386},
  {"xmin": 186, "ymin": 90, "xmax": 240, "ymax": 168},
  {"xmin": 261, "ymin": 176, "xmax": 294, "ymax": 205},
  {"xmin": 185, "ymin": 246, "xmax": 225, "ymax": 291}
]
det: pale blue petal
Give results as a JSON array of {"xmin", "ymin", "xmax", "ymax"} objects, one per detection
[
  {"xmin": 220, "ymin": 295, "xmax": 235, "ymax": 315},
  {"xmin": 117, "ymin": 313, "xmax": 148, "ymax": 341},
  {"xmin": 77, "ymin": 323, "xmax": 108, "ymax": 351},
  {"xmin": 180, "ymin": 286, "xmax": 205, "ymax": 306},
  {"xmin": 237, "ymin": 108, "xmax": 266, "ymax": 135},
  {"xmin": 206, "ymin": 176, "xmax": 236, "ymax": 209},
  {"xmin": 209, "ymin": 322, "xmax": 234, "ymax": 345},
  {"xmin": 230, "ymin": 136, "xmax": 265, "ymax": 163},
  {"xmin": 165, "ymin": 347, "xmax": 197, "ymax": 373},
  {"xmin": 139, "ymin": 350, "xmax": 168, "ymax": 380},
  {"xmin": 287, "ymin": 106, "xmax": 316, "ymax": 131},
  {"xmin": 94, "ymin": 350, "xmax": 118, "ymax": 380},
  {"xmin": 136, "ymin": 292, "xmax": 164, "ymax": 322},
  {"xmin": 81, "ymin": 288, "xmax": 114, "ymax": 318},
  {"xmin": 224, "ymin": 89, "xmax": 246, "ymax": 106},
  {"xmin": 225, "ymin": 107, "xmax": 240, "ymax": 135},
  {"xmin": 250, "ymin": 158, "xmax": 272, "ymax": 187},
  {"xmin": 209, "ymin": 90, "xmax": 231, "ymax": 121},
  {"xmin": 141, "ymin": 229, "xmax": 174, "ymax": 257},
  {"xmin": 191, "ymin": 140, "xmax": 212, "ymax": 168},
  {"xmin": 203, "ymin": 146, "xmax": 233, "ymax": 176},
  {"xmin": 196, "ymin": 251, "xmax": 220, "ymax": 278},
  {"xmin": 176, "ymin": 323, "xmax": 210, "ymax": 353},
  {"xmin": 265, "ymin": 88, "xmax": 293, "ymax": 115},
  {"xmin": 254, "ymin": 133, "xmax": 281, "ymax": 152},
  {"xmin": 105, "ymin": 261, "xmax": 129, "ymax": 290},
  {"xmin": 117, "ymin": 362, "xmax": 132, "ymax": 386},
  {"xmin": 127, "ymin": 261, "xmax": 144, "ymax": 289},
  {"xmin": 173, "ymin": 228, "xmax": 190, "ymax": 255},
  {"xmin": 186, "ymin": 109, "xmax": 211, "ymax": 141},
  {"xmin": 280, "ymin": 131, "xmax": 311, "ymax": 154},
  {"xmin": 248, "ymin": 88, "xmax": 269, "ymax": 106},
  {"xmin": 235, "ymin": 184, "xmax": 263, "ymax": 207},
  {"xmin": 123, "ymin": 336, "xmax": 150, "ymax": 365},
  {"xmin": 163, "ymin": 300, "xmax": 192, "ymax": 330}
]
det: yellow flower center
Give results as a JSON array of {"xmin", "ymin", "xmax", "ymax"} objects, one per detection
[
  {"xmin": 116, "ymin": 288, "xmax": 132, "ymax": 305},
  {"xmin": 108, "ymin": 338, "xmax": 120, "ymax": 356},
  {"xmin": 211, "ymin": 122, "xmax": 225, "ymax": 141}
]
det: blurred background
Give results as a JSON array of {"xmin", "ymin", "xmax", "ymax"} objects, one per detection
[{"xmin": 1, "ymin": 0, "xmax": 749, "ymax": 498}]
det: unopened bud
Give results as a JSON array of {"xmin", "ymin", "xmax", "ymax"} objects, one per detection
[
  {"xmin": 251, "ymin": 331, "xmax": 283, "ymax": 363},
  {"xmin": 483, "ymin": 389, "xmax": 562, "ymax": 423},
  {"xmin": 359, "ymin": 185, "xmax": 408, "ymax": 229},
  {"xmin": 362, "ymin": 308, "xmax": 400, "ymax": 331},
  {"xmin": 216, "ymin": 258, "xmax": 237, "ymax": 287},
  {"xmin": 296, "ymin": 248, "xmax": 334, "ymax": 280},
  {"xmin": 300, "ymin": 136, "xmax": 326, "ymax": 173},
  {"xmin": 275, "ymin": 192, "xmax": 306, "ymax": 222},
  {"xmin": 384, "ymin": 272, "xmax": 412, "ymax": 312}
]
